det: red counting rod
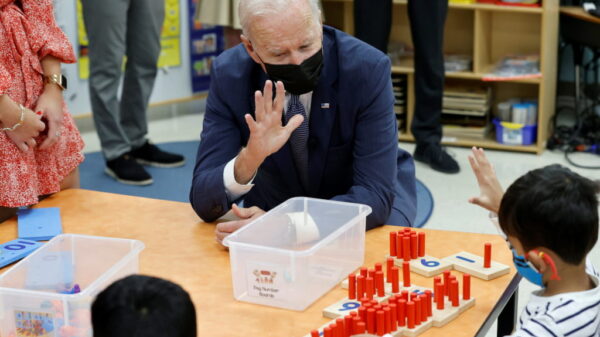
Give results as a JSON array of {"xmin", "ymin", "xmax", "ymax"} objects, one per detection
[
  {"xmin": 366, "ymin": 277, "xmax": 374, "ymax": 300},
  {"xmin": 383, "ymin": 307, "xmax": 392, "ymax": 333},
  {"xmin": 310, "ymin": 330, "xmax": 319, "ymax": 337},
  {"xmin": 386, "ymin": 257, "xmax": 394, "ymax": 283},
  {"xmin": 358, "ymin": 307, "xmax": 367, "ymax": 322},
  {"xmin": 336, "ymin": 318, "xmax": 345, "ymax": 337},
  {"xmin": 419, "ymin": 294, "xmax": 428, "ymax": 322},
  {"xmin": 323, "ymin": 326, "xmax": 332, "ymax": 337},
  {"xmin": 390, "ymin": 231, "xmax": 397, "ymax": 257},
  {"xmin": 389, "ymin": 303, "xmax": 398, "ymax": 331},
  {"xmin": 375, "ymin": 271, "xmax": 385, "ymax": 297},
  {"xmin": 401, "ymin": 290, "xmax": 409, "ymax": 302},
  {"xmin": 375, "ymin": 263, "xmax": 383, "ymax": 272},
  {"xmin": 355, "ymin": 321, "xmax": 366, "ymax": 334},
  {"xmin": 410, "ymin": 233, "xmax": 418, "ymax": 259},
  {"xmin": 329, "ymin": 323, "xmax": 337, "ymax": 337},
  {"xmin": 463, "ymin": 274, "xmax": 471, "ymax": 300},
  {"xmin": 397, "ymin": 299, "xmax": 407, "ymax": 327},
  {"xmin": 484, "ymin": 243, "xmax": 492, "ymax": 268},
  {"xmin": 435, "ymin": 283, "xmax": 445, "ymax": 310},
  {"xmin": 352, "ymin": 317, "xmax": 361, "ymax": 335},
  {"xmin": 376, "ymin": 310, "xmax": 385, "ymax": 336},
  {"xmin": 451, "ymin": 280, "xmax": 459, "ymax": 307},
  {"xmin": 360, "ymin": 267, "xmax": 368, "ymax": 278},
  {"xmin": 443, "ymin": 270, "xmax": 451, "ymax": 297},
  {"xmin": 368, "ymin": 269, "xmax": 376, "ymax": 279},
  {"xmin": 407, "ymin": 301, "xmax": 416, "ymax": 329},
  {"xmin": 424, "ymin": 290, "xmax": 433, "ymax": 317},
  {"xmin": 391, "ymin": 266, "xmax": 399, "ymax": 293},
  {"xmin": 344, "ymin": 315, "xmax": 353, "ymax": 337},
  {"xmin": 396, "ymin": 233, "xmax": 403, "ymax": 259},
  {"xmin": 433, "ymin": 276, "xmax": 442, "ymax": 295},
  {"xmin": 367, "ymin": 308, "xmax": 376, "ymax": 334},
  {"xmin": 403, "ymin": 261, "xmax": 411, "ymax": 287},
  {"xmin": 357, "ymin": 275, "xmax": 365, "ymax": 300},
  {"xmin": 402, "ymin": 236, "xmax": 411, "ymax": 261},
  {"xmin": 413, "ymin": 297, "xmax": 421, "ymax": 325},
  {"xmin": 418, "ymin": 232, "xmax": 426, "ymax": 257},
  {"xmin": 348, "ymin": 274, "xmax": 356, "ymax": 300},
  {"xmin": 350, "ymin": 311, "xmax": 358, "ymax": 317}
]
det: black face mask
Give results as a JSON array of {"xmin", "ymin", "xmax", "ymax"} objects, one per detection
[{"xmin": 256, "ymin": 48, "xmax": 324, "ymax": 95}]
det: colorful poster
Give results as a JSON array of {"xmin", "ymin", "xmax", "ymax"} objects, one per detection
[
  {"xmin": 189, "ymin": 0, "xmax": 225, "ymax": 93},
  {"xmin": 76, "ymin": 0, "xmax": 182, "ymax": 80}
]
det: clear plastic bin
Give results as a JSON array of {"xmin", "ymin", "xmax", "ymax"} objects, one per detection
[
  {"xmin": 0, "ymin": 234, "xmax": 144, "ymax": 337},
  {"xmin": 223, "ymin": 197, "xmax": 371, "ymax": 311}
]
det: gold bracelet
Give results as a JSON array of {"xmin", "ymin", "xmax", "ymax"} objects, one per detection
[{"xmin": 1, "ymin": 104, "xmax": 25, "ymax": 132}]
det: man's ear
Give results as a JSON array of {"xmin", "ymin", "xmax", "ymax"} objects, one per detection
[{"xmin": 241, "ymin": 35, "xmax": 262, "ymax": 65}]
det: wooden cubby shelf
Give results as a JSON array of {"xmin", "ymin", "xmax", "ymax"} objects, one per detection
[{"xmin": 321, "ymin": 0, "xmax": 559, "ymax": 154}]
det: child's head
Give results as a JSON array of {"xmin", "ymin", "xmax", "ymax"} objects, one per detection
[
  {"xmin": 92, "ymin": 275, "xmax": 196, "ymax": 337},
  {"xmin": 498, "ymin": 164, "xmax": 599, "ymax": 266}
]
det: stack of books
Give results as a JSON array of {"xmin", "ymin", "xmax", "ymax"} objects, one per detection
[
  {"xmin": 392, "ymin": 75, "xmax": 407, "ymax": 134},
  {"xmin": 441, "ymin": 84, "xmax": 492, "ymax": 139}
]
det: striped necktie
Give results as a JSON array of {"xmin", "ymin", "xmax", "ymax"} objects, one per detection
[{"xmin": 285, "ymin": 95, "xmax": 309, "ymax": 189}]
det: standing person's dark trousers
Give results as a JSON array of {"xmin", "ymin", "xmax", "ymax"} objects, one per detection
[{"xmin": 354, "ymin": 0, "xmax": 459, "ymax": 174}]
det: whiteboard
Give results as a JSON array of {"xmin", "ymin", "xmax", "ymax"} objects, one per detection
[{"xmin": 53, "ymin": 0, "xmax": 193, "ymax": 116}]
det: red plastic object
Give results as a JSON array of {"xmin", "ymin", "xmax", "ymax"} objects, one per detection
[
  {"xmin": 403, "ymin": 261, "xmax": 411, "ymax": 287},
  {"xmin": 376, "ymin": 271, "xmax": 385, "ymax": 297},
  {"xmin": 376, "ymin": 310, "xmax": 385, "ymax": 336},
  {"xmin": 367, "ymin": 308, "xmax": 376, "ymax": 334},
  {"xmin": 386, "ymin": 257, "xmax": 394, "ymax": 283},
  {"xmin": 348, "ymin": 274, "xmax": 356, "ymax": 300},
  {"xmin": 402, "ymin": 237, "xmax": 411, "ymax": 261},
  {"xmin": 397, "ymin": 299, "xmax": 406, "ymax": 327},
  {"xmin": 407, "ymin": 301, "xmax": 415, "ymax": 329},
  {"xmin": 390, "ymin": 232, "xmax": 397, "ymax": 257},
  {"xmin": 463, "ymin": 274, "xmax": 471, "ymax": 300},
  {"xmin": 484, "ymin": 243, "xmax": 492, "ymax": 268},
  {"xmin": 410, "ymin": 233, "xmax": 418, "ymax": 259},
  {"xmin": 418, "ymin": 232, "xmax": 426, "ymax": 257}
]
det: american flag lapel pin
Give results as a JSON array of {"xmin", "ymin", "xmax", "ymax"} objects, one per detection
[{"xmin": 320, "ymin": 103, "xmax": 330, "ymax": 109}]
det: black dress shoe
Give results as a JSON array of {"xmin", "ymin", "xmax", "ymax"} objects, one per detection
[
  {"xmin": 414, "ymin": 143, "xmax": 460, "ymax": 174},
  {"xmin": 129, "ymin": 141, "xmax": 185, "ymax": 168},
  {"xmin": 105, "ymin": 154, "xmax": 153, "ymax": 185}
]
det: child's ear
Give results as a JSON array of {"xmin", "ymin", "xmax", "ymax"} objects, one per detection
[{"xmin": 527, "ymin": 250, "xmax": 547, "ymax": 273}]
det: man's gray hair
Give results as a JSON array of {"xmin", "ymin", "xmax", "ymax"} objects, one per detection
[{"xmin": 239, "ymin": 0, "xmax": 322, "ymax": 38}]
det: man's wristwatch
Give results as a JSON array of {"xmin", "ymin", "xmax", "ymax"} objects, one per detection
[{"xmin": 43, "ymin": 74, "xmax": 67, "ymax": 91}]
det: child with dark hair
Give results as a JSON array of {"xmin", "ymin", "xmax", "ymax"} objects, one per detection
[
  {"xmin": 469, "ymin": 147, "xmax": 600, "ymax": 336},
  {"xmin": 92, "ymin": 275, "xmax": 197, "ymax": 337}
]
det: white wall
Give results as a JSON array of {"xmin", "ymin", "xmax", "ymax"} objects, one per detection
[{"xmin": 54, "ymin": 0, "xmax": 193, "ymax": 116}]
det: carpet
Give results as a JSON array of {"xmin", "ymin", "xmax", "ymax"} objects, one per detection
[{"xmin": 80, "ymin": 141, "xmax": 434, "ymax": 227}]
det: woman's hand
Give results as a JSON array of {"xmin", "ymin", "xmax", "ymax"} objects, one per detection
[
  {"xmin": 35, "ymin": 84, "xmax": 63, "ymax": 150},
  {"xmin": 2, "ymin": 101, "xmax": 46, "ymax": 152}
]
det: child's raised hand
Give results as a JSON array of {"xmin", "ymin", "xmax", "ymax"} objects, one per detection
[
  {"xmin": 468, "ymin": 147, "xmax": 504, "ymax": 213},
  {"xmin": 3, "ymin": 103, "xmax": 45, "ymax": 152}
]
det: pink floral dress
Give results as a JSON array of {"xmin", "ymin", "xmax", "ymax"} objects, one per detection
[{"xmin": 0, "ymin": 0, "xmax": 84, "ymax": 207}]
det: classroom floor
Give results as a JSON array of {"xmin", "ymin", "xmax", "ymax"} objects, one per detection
[{"xmin": 79, "ymin": 99, "xmax": 600, "ymax": 337}]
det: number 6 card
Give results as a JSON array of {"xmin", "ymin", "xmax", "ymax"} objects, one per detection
[{"xmin": 408, "ymin": 255, "xmax": 453, "ymax": 277}]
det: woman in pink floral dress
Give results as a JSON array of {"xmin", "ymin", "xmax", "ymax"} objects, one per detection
[{"xmin": 0, "ymin": 0, "xmax": 84, "ymax": 220}]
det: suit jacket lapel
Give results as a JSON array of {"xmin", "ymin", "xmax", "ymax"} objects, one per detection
[{"xmin": 307, "ymin": 34, "xmax": 338, "ymax": 196}]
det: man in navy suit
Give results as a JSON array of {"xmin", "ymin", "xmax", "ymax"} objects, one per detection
[{"xmin": 190, "ymin": 0, "xmax": 417, "ymax": 245}]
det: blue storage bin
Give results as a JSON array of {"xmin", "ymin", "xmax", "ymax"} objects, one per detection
[{"xmin": 493, "ymin": 118, "xmax": 537, "ymax": 145}]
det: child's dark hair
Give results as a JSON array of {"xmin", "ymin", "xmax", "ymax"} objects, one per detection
[
  {"xmin": 92, "ymin": 275, "xmax": 196, "ymax": 337},
  {"xmin": 499, "ymin": 164, "xmax": 599, "ymax": 265}
]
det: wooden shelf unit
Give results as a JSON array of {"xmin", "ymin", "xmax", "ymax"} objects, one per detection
[{"xmin": 321, "ymin": 0, "xmax": 559, "ymax": 154}]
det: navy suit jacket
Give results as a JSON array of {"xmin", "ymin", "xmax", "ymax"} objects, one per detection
[{"xmin": 190, "ymin": 26, "xmax": 417, "ymax": 230}]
